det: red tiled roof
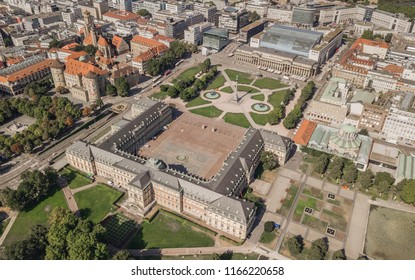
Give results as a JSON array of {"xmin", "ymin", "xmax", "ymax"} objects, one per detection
[
  {"xmin": 83, "ymin": 34, "xmax": 93, "ymax": 46},
  {"xmin": 132, "ymin": 50, "xmax": 155, "ymax": 62},
  {"xmin": 62, "ymin": 42, "xmax": 80, "ymax": 50},
  {"xmin": 97, "ymin": 35, "xmax": 109, "ymax": 47},
  {"xmin": 153, "ymin": 34, "xmax": 174, "ymax": 42},
  {"xmin": 293, "ymin": 120, "xmax": 317, "ymax": 146},
  {"xmin": 0, "ymin": 59, "xmax": 55, "ymax": 83},
  {"xmin": 64, "ymin": 58, "xmax": 107, "ymax": 77},
  {"xmin": 112, "ymin": 35, "xmax": 124, "ymax": 48}
]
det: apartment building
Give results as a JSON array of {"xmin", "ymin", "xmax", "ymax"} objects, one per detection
[{"xmin": 218, "ymin": 7, "xmax": 249, "ymax": 33}]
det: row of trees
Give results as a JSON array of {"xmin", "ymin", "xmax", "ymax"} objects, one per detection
[
  {"xmin": 309, "ymin": 149, "xmax": 415, "ymax": 204},
  {"xmin": 0, "ymin": 96, "xmax": 81, "ymax": 159},
  {"xmin": 283, "ymin": 81, "xmax": 315, "ymax": 129},
  {"xmin": 146, "ymin": 41, "xmax": 192, "ymax": 76},
  {"xmin": 361, "ymin": 30, "xmax": 393, "ymax": 43},
  {"xmin": 159, "ymin": 59, "xmax": 218, "ymax": 102},
  {"xmin": 286, "ymin": 235, "xmax": 346, "ymax": 260},
  {"xmin": 0, "ymin": 168, "xmax": 59, "ymax": 211},
  {"xmin": 267, "ymin": 88, "xmax": 295, "ymax": 125}
]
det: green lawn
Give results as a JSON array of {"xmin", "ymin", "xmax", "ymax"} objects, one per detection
[
  {"xmin": 277, "ymin": 185, "xmax": 299, "ymax": 216},
  {"xmin": 223, "ymin": 113, "xmax": 251, "ymax": 128},
  {"xmin": 301, "ymin": 215, "xmax": 329, "ymax": 233},
  {"xmin": 90, "ymin": 126, "xmax": 111, "ymax": 143},
  {"xmin": 251, "ymin": 94, "xmax": 265, "ymax": 101},
  {"xmin": 60, "ymin": 166, "xmax": 92, "ymax": 189},
  {"xmin": 185, "ymin": 96, "xmax": 211, "ymax": 108},
  {"xmin": 74, "ymin": 184, "xmax": 122, "ymax": 223},
  {"xmin": 102, "ymin": 213, "xmax": 136, "ymax": 247},
  {"xmin": 2, "ymin": 188, "xmax": 68, "ymax": 246},
  {"xmin": 206, "ymin": 75, "xmax": 226, "ymax": 90},
  {"xmin": 224, "ymin": 69, "xmax": 253, "ymax": 84},
  {"xmin": 190, "ymin": 106, "xmax": 223, "ymax": 118},
  {"xmin": 176, "ymin": 65, "xmax": 202, "ymax": 80},
  {"xmin": 260, "ymin": 231, "xmax": 277, "ymax": 244},
  {"xmin": 151, "ymin": 91, "xmax": 168, "ymax": 100},
  {"xmin": 250, "ymin": 112, "xmax": 268, "ymax": 126},
  {"xmin": 295, "ymin": 197, "xmax": 318, "ymax": 216},
  {"xmin": 221, "ymin": 86, "xmax": 234, "ymax": 93},
  {"xmin": 127, "ymin": 212, "xmax": 215, "ymax": 249},
  {"xmin": 237, "ymin": 85, "xmax": 259, "ymax": 94},
  {"xmin": 268, "ymin": 89, "xmax": 289, "ymax": 108},
  {"xmin": 253, "ymin": 78, "xmax": 286, "ymax": 90},
  {"xmin": 0, "ymin": 218, "xmax": 10, "ymax": 238}
]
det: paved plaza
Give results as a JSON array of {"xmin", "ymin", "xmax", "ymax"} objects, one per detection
[{"xmin": 138, "ymin": 113, "xmax": 246, "ymax": 179}]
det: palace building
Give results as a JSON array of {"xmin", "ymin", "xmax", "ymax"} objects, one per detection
[{"xmin": 66, "ymin": 98, "xmax": 293, "ymax": 240}]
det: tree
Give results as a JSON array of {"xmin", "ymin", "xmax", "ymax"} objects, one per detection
[
  {"xmin": 264, "ymin": 221, "xmax": 274, "ymax": 233},
  {"xmin": 267, "ymin": 105, "xmax": 284, "ymax": 125},
  {"xmin": 374, "ymin": 172, "xmax": 395, "ymax": 189},
  {"xmin": 332, "ymin": 249, "xmax": 347, "ymax": 260},
  {"xmin": 286, "ymin": 235, "xmax": 304, "ymax": 256},
  {"xmin": 327, "ymin": 156, "xmax": 344, "ymax": 180},
  {"xmin": 361, "ymin": 30, "xmax": 374, "ymax": 40},
  {"xmin": 167, "ymin": 86, "xmax": 179, "ymax": 98},
  {"xmin": 115, "ymin": 77, "xmax": 130, "ymax": 97},
  {"xmin": 6, "ymin": 225, "xmax": 48, "ymax": 260},
  {"xmin": 212, "ymin": 253, "xmax": 220, "ymax": 260},
  {"xmin": 201, "ymin": 58, "xmax": 211, "ymax": 73},
  {"xmin": 401, "ymin": 179, "xmax": 415, "ymax": 205},
  {"xmin": 385, "ymin": 33, "xmax": 393, "ymax": 43},
  {"xmin": 249, "ymin": 11, "xmax": 261, "ymax": 22},
  {"xmin": 56, "ymin": 86, "xmax": 68, "ymax": 95},
  {"xmin": 260, "ymin": 151, "xmax": 279, "ymax": 171},
  {"xmin": 84, "ymin": 45, "xmax": 98, "ymax": 56},
  {"xmin": 95, "ymin": 97, "xmax": 104, "ymax": 108},
  {"xmin": 82, "ymin": 107, "xmax": 91, "ymax": 117},
  {"xmin": 46, "ymin": 207, "xmax": 109, "ymax": 260},
  {"xmin": 357, "ymin": 169, "xmax": 374, "ymax": 188},
  {"xmin": 307, "ymin": 238, "xmax": 329, "ymax": 260},
  {"xmin": 106, "ymin": 84, "xmax": 117, "ymax": 96},
  {"xmin": 358, "ymin": 128, "xmax": 369, "ymax": 136},
  {"xmin": 65, "ymin": 116, "xmax": 74, "ymax": 127},
  {"xmin": 112, "ymin": 250, "xmax": 134, "ymax": 260},
  {"xmin": 313, "ymin": 154, "xmax": 329, "ymax": 174},
  {"xmin": 343, "ymin": 164, "xmax": 358, "ymax": 184},
  {"xmin": 137, "ymin": 9, "xmax": 151, "ymax": 18},
  {"xmin": 49, "ymin": 38, "xmax": 61, "ymax": 48},
  {"xmin": 10, "ymin": 143, "xmax": 23, "ymax": 154}
]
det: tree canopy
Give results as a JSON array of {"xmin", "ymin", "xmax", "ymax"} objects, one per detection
[
  {"xmin": 0, "ymin": 167, "xmax": 59, "ymax": 211},
  {"xmin": 0, "ymin": 96, "xmax": 81, "ymax": 160},
  {"xmin": 46, "ymin": 207, "xmax": 109, "ymax": 260},
  {"xmin": 286, "ymin": 235, "xmax": 304, "ymax": 256},
  {"xmin": 400, "ymin": 179, "xmax": 415, "ymax": 205},
  {"xmin": 6, "ymin": 225, "xmax": 48, "ymax": 260},
  {"xmin": 260, "ymin": 151, "xmax": 279, "ymax": 171},
  {"xmin": 115, "ymin": 77, "xmax": 130, "ymax": 97},
  {"xmin": 307, "ymin": 238, "xmax": 329, "ymax": 260}
]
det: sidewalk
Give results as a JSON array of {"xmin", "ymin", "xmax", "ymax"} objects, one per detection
[{"xmin": 0, "ymin": 211, "xmax": 18, "ymax": 247}]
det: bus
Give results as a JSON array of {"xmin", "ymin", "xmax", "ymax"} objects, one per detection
[
  {"xmin": 175, "ymin": 60, "xmax": 184, "ymax": 67},
  {"xmin": 152, "ymin": 75, "xmax": 162, "ymax": 83}
]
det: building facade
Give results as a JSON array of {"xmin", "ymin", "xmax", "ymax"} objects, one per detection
[{"xmin": 235, "ymin": 46, "xmax": 317, "ymax": 78}]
